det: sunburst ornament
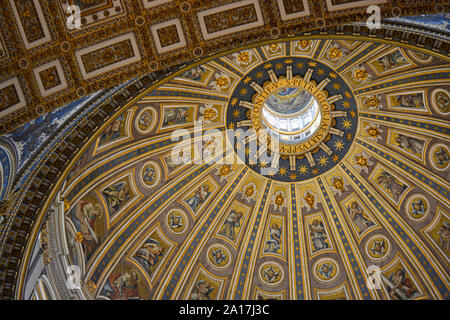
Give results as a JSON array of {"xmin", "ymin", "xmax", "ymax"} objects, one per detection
[
  {"xmin": 298, "ymin": 165, "xmax": 308, "ymax": 175},
  {"xmin": 342, "ymin": 119, "xmax": 352, "ymax": 129},
  {"xmin": 342, "ymin": 100, "xmax": 350, "ymax": 108},
  {"xmin": 344, "ymin": 91, "xmax": 352, "ymax": 99},
  {"xmin": 243, "ymin": 76, "xmax": 252, "ymax": 84},
  {"xmin": 318, "ymin": 156, "xmax": 328, "ymax": 166},
  {"xmin": 259, "ymin": 161, "xmax": 269, "ymax": 168},
  {"xmin": 332, "ymin": 82, "xmax": 341, "ymax": 90},
  {"xmin": 226, "ymin": 55, "xmax": 358, "ymax": 182},
  {"xmin": 334, "ymin": 139, "xmax": 344, "ymax": 151}
]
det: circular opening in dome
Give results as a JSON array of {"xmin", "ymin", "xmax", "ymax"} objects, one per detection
[{"xmin": 261, "ymin": 86, "xmax": 322, "ymax": 144}]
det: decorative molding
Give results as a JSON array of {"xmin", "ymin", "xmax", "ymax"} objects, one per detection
[
  {"xmin": 75, "ymin": 33, "xmax": 141, "ymax": 80},
  {"xmin": 325, "ymin": 0, "xmax": 388, "ymax": 12},
  {"xmin": 8, "ymin": 0, "xmax": 52, "ymax": 49},
  {"xmin": 150, "ymin": 18, "xmax": 187, "ymax": 54},
  {"xmin": 33, "ymin": 60, "xmax": 68, "ymax": 98},
  {"xmin": 277, "ymin": 0, "xmax": 310, "ymax": 21},
  {"xmin": 0, "ymin": 78, "xmax": 26, "ymax": 118},
  {"xmin": 197, "ymin": 0, "xmax": 264, "ymax": 41},
  {"xmin": 142, "ymin": 0, "xmax": 173, "ymax": 9}
]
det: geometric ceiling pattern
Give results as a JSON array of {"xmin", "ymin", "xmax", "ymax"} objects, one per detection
[
  {"xmin": 6, "ymin": 36, "xmax": 448, "ymax": 300},
  {"xmin": 0, "ymin": 0, "xmax": 448, "ymax": 135}
]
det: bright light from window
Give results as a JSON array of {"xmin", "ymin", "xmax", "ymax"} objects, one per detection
[{"xmin": 262, "ymin": 86, "xmax": 322, "ymax": 143}]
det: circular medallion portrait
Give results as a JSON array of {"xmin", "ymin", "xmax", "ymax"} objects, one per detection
[
  {"xmin": 405, "ymin": 194, "xmax": 430, "ymax": 221},
  {"xmin": 313, "ymin": 258, "xmax": 339, "ymax": 283},
  {"xmin": 431, "ymin": 89, "xmax": 449, "ymax": 115},
  {"xmin": 259, "ymin": 262, "xmax": 284, "ymax": 286},
  {"xmin": 206, "ymin": 244, "xmax": 231, "ymax": 269},
  {"xmin": 135, "ymin": 107, "xmax": 157, "ymax": 134},
  {"xmin": 165, "ymin": 208, "xmax": 188, "ymax": 234},
  {"xmin": 365, "ymin": 235, "xmax": 391, "ymax": 261},
  {"xmin": 140, "ymin": 161, "xmax": 161, "ymax": 188},
  {"xmin": 429, "ymin": 143, "xmax": 449, "ymax": 171}
]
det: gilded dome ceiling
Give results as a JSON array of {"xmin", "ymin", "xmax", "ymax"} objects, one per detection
[
  {"xmin": 0, "ymin": 1, "xmax": 448, "ymax": 301},
  {"xmin": 5, "ymin": 35, "xmax": 448, "ymax": 301}
]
